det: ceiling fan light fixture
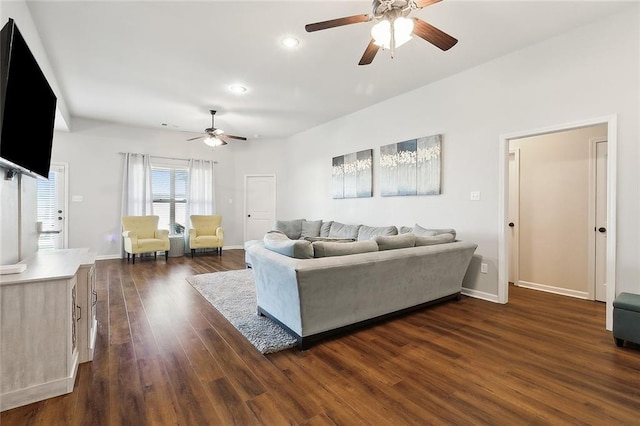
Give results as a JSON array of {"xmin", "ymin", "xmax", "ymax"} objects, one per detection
[
  {"xmin": 371, "ymin": 16, "xmax": 414, "ymax": 49},
  {"xmin": 204, "ymin": 136, "xmax": 226, "ymax": 147}
]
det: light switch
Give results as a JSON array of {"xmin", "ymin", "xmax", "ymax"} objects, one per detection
[
  {"xmin": 72, "ymin": 195, "xmax": 83, "ymax": 202},
  {"xmin": 470, "ymin": 191, "xmax": 481, "ymax": 201}
]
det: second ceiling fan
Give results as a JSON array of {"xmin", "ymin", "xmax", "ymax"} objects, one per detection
[
  {"xmin": 305, "ymin": 0, "xmax": 457, "ymax": 65},
  {"xmin": 186, "ymin": 110, "xmax": 247, "ymax": 147}
]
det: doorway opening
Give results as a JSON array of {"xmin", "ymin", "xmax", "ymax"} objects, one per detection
[{"xmin": 498, "ymin": 116, "xmax": 617, "ymax": 330}]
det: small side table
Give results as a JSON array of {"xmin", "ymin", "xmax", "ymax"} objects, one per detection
[{"xmin": 168, "ymin": 234, "xmax": 185, "ymax": 257}]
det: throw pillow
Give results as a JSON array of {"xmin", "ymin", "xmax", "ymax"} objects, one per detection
[
  {"xmin": 303, "ymin": 237, "xmax": 355, "ymax": 243},
  {"xmin": 274, "ymin": 218, "xmax": 305, "ymax": 240},
  {"xmin": 414, "ymin": 233, "xmax": 456, "ymax": 246},
  {"xmin": 412, "ymin": 223, "xmax": 438, "ymax": 237},
  {"xmin": 263, "ymin": 231, "xmax": 313, "ymax": 259},
  {"xmin": 320, "ymin": 221, "xmax": 333, "ymax": 237},
  {"xmin": 300, "ymin": 219, "xmax": 323, "ymax": 238},
  {"xmin": 413, "ymin": 223, "xmax": 457, "ymax": 239},
  {"xmin": 357, "ymin": 225, "xmax": 398, "ymax": 241},
  {"xmin": 399, "ymin": 226, "xmax": 413, "ymax": 234},
  {"xmin": 312, "ymin": 240, "xmax": 378, "ymax": 258},
  {"xmin": 328, "ymin": 222, "xmax": 362, "ymax": 239},
  {"xmin": 374, "ymin": 233, "xmax": 416, "ymax": 251}
]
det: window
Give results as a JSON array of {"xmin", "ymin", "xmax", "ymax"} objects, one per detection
[{"xmin": 151, "ymin": 165, "xmax": 188, "ymax": 234}]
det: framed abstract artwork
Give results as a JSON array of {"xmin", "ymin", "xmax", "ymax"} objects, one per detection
[
  {"xmin": 380, "ymin": 134, "xmax": 442, "ymax": 196},
  {"xmin": 332, "ymin": 149, "xmax": 373, "ymax": 199}
]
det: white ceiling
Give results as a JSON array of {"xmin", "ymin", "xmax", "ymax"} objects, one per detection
[{"xmin": 25, "ymin": 0, "xmax": 633, "ymax": 141}]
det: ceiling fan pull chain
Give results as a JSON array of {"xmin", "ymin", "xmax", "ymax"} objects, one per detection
[{"xmin": 390, "ymin": 18, "xmax": 396, "ymax": 58}]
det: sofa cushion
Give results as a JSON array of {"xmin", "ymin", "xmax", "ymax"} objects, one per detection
[
  {"xmin": 263, "ymin": 231, "xmax": 313, "ymax": 259},
  {"xmin": 329, "ymin": 222, "xmax": 362, "ymax": 239},
  {"xmin": 312, "ymin": 240, "xmax": 378, "ymax": 258},
  {"xmin": 357, "ymin": 225, "xmax": 398, "ymax": 241},
  {"xmin": 414, "ymin": 233, "xmax": 456, "ymax": 246},
  {"xmin": 274, "ymin": 218, "xmax": 305, "ymax": 240},
  {"xmin": 320, "ymin": 221, "xmax": 333, "ymax": 237},
  {"xmin": 300, "ymin": 219, "xmax": 323, "ymax": 238},
  {"xmin": 374, "ymin": 233, "xmax": 416, "ymax": 251}
]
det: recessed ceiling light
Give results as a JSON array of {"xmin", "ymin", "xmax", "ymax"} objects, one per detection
[
  {"xmin": 281, "ymin": 36, "xmax": 299, "ymax": 48},
  {"xmin": 229, "ymin": 84, "xmax": 247, "ymax": 94}
]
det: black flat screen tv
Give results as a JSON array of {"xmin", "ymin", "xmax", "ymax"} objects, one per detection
[{"xmin": 0, "ymin": 17, "xmax": 57, "ymax": 180}]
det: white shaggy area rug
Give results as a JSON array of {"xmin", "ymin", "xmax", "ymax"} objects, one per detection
[{"xmin": 186, "ymin": 268, "xmax": 297, "ymax": 354}]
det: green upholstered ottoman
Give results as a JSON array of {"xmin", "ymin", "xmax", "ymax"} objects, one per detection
[{"xmin": 613, "ymin": 292, "xmax": 640, "ymax": 347}]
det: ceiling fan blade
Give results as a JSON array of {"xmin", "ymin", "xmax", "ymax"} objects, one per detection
[
  {"xmin": 305, "ymin": 14, "xmax": 370, "ymax": 32},
  {"xmin": 412, "ymin": 18, "xmax": 458, "ymax": 51},
  {"xmin": 223, "ymin": 134, "xmax": 247, "ymax": 141},
  {"xmin": 415, "ymin": 0, "xmax": 443, "ymax": 8},
  {"xmin": 186, "ymin": 135, "xmax": 204, "ymax": 141},
  {"xmin": 358, "ymin": 39, "xmax": 380, "ymax": 66}
]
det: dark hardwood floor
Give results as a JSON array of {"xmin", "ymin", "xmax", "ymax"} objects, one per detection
[{"xmin": 2, "ymin": 249, "xmax": 639, "ymax": 425}]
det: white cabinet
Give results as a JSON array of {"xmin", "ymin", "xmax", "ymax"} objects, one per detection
[{"xmin": 0, "ymin": 248, "xmax": 96, "ymax": 412}]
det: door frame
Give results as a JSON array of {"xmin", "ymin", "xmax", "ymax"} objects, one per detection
[
  {"xmin": 243, "ymin": 174, "xmax": 277, "ymax": 242},
  {"xmin": 498, "ymin": 115, "xmax": 617, "ymax": 330}
]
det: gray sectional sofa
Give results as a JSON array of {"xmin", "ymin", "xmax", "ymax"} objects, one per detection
[{"xmin": 245, "ymin": 219, "xmax": 478, "ymax": 349}]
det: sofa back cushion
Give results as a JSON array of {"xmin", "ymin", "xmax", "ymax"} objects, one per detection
[
  {"xmin": 357, "ymin": 225, "xmax": 398, "ymax": 241},
  {"xmin": 300, "ymin": 219, "xmax": 323, "ymax": 238},
  {"xmin": 312, "ymin": 240, "xmax": 378, "ymax": 258},
  {"xmin": 414, "ymin": 233, "xmax": 456, "ymax": 246},
  {"xmin": 263, "ymin": 231, "xmax": 313, "ymax": 259},
  {"xmin": 374, "ymin": 233, "xmax": 416, "ymax": 251},
  {"xmin": 274, "ymin": 218, "xmax": 305, "ymax": 240},
  {"xmin": 328, "ymin": 222, "xmax": 362, "ymax": 239}
]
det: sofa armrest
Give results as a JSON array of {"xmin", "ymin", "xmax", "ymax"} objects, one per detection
[
  {"xmin": 189, "ymin": 228, "xmax": 197, "ymax": 239},
  {"xmin": 216, "ymin": 227, "xmax": 224, "ymax": 239}
]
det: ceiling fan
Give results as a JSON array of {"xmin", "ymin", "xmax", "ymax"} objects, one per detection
[
  {"xmin": 186, "ymin": 110, "xmax": 247, "ymax": 147},
  {"xmin": 305, "ymin": 0, "xmax": 457, "ymax": 65}
]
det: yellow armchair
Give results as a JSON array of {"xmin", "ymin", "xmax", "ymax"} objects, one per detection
[
  {"xmin": 189, "ymin": 215, "xmax": 224, "ymax": 257},
  {"xmin": 121, "ymin": 215, "xmax": 170, "ymax": 264}
]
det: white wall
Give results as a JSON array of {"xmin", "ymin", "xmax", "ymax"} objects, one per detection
[
  {"xmin": 259, "ymin": 6, "xmax": 639, "ymax": 299},
  {"xmin": 50, "ymin": 117, "xmax": 241, "ymax": 258}
]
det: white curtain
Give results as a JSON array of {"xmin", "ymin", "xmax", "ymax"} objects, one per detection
[
  {"xmin": 186, "ymin": 159, "xmax": 215, "ymax": 228},
  {"xmin": 121, "ymin": 153, "xmax": 153, "ymax": 217}
]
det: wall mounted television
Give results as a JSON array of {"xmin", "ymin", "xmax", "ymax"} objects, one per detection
[{"xmin": 0, "ymin": 17, "xmax": 57, "ymax": 180}]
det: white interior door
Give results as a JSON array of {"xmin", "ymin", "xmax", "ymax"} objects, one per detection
[
  {"xmin": 36, "ymin": 163, "xmax": 68, "ymax": 250},
  {"xmin": 594, "ymin": 141, "xmax": 607, "ymax": 302},
  {"xmin": 508, "ymin": 150, "xmax": 520, "ymax": 285},
  {"xmin": 244, "ymin": 175, "xmax": 276, "ymax": 242}
]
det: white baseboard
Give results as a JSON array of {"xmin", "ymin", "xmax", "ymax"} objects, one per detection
[
  {"xmin": 462, "ymin": 288, "xmax": 501, "ymax": 303},
  {"xmin": 516, "ymin": 280, "xmax": 589, "ymax": 300}
]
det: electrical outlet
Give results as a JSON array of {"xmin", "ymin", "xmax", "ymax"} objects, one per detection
[
  {"xmin": 481, "ymin": 263, "xmax": 488, "ymax": 274},
  {"xmin": 470, "ymin": 191, "xmax": 481, "ymax": 201}
]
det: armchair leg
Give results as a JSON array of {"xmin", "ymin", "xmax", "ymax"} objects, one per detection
[
  {"xmin": 154, "ymin": 252, "xmax": 157, "ymax": 260},
  {"xmin": 165, "ymin": 250, "xmax": 169, "ymax": 261},
  {"xmin": 219, "ymin": 247, "xmax": 222, "ymax": 256},
  {"xmin": 132, "ymin": 254, "xmax": 136, "ymax": 264},
  {"xmin": 127, "ymin": 253, "xmax": 130, "ymax": 263},
  {"xmin": 191, "ymin": 249, "xmax": 195, "ymax": 258}
]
